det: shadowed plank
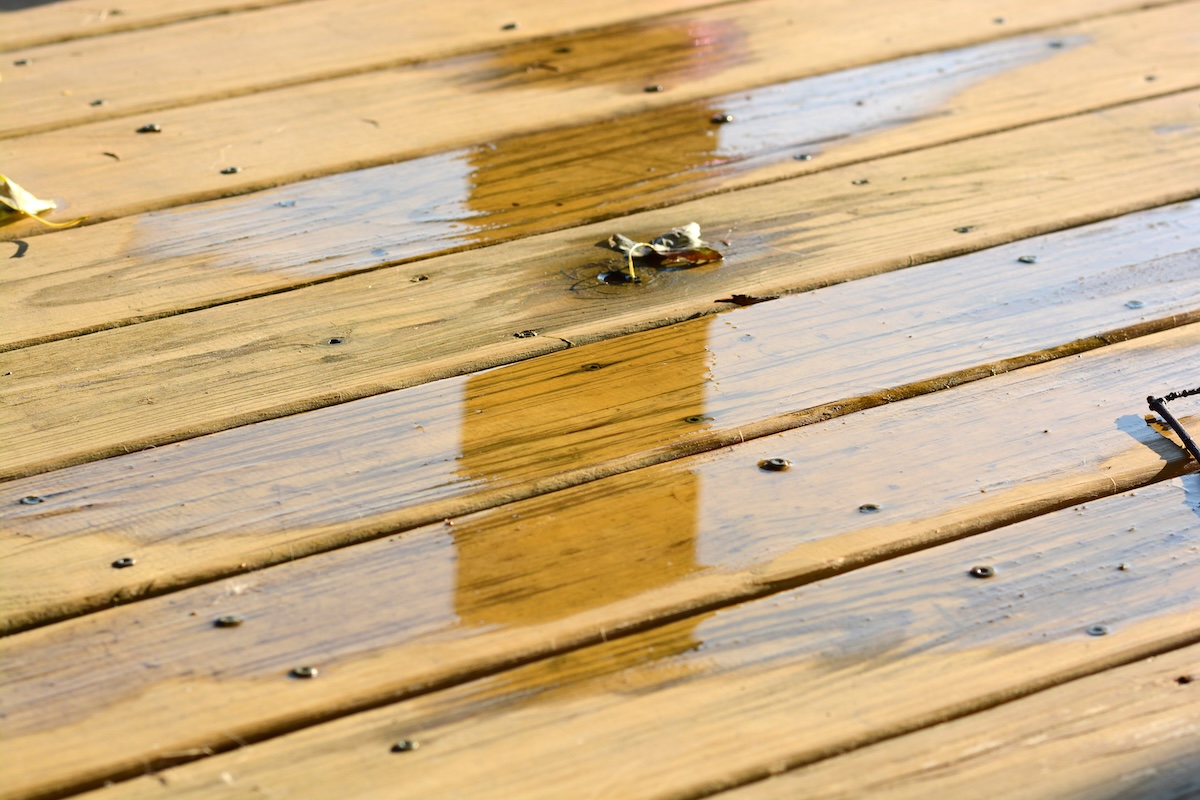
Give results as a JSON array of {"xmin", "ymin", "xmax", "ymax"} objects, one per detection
[
  {"xmin": 3, "ymin": 0, "xmax": 1194, "ymax": 237},
  {"xmin": 0, "ymin": 0, "xmax": 310, "ymax": 51},
  {"xmin": 3, "ymin": 202, "xmax": 1198, "ymax": 632},
  {"xmin": 1, "ymin": 324, "xmax": 1196, "ymax": 799},
  {"xmin": 7, "ymin": 2, "xmax": 1200, "ymax": 347},
  {"xmin": 1, "ymin": 0, "xmax": 727, "ymax": 137},
  {"xmin": 715, "ymin": 640, "xmax": 1200, "ymax": 799},
  {"xmin": 2, "ymin": 91, "xmax": 1199, "ymax": 481}
]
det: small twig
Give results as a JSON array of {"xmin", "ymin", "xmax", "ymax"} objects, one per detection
[{"xmin": 1148, "ymin": 388, "xmax": 1200, "ymax": 466}]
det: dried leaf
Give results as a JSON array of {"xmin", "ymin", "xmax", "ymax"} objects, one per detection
[
  {"xmin": 0, "ymin": 174, "xmax": 86, "ymax": 228},
  {"xmin": 607, "ymin": 222, "xmax": 722, "ymax": 279}
]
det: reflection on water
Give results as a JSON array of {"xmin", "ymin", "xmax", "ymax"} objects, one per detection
[{"xmin": 116, "ymin": 28, "xmax": 1075, "ymax": 282}]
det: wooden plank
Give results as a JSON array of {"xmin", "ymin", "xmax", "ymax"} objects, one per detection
[
  {"xmin": 2, "ymin": 90, "xmax": 1199, "ymax": 480},
  {"xmin": 715, "ymin": 640, "xmax": 1200, "ymax": 799},
  {"xmin": 68, "ymin": 479, "xmax": 1200, "ymax": 800},
  {"xmin": 1, "ymin": 324, "xmax": 1196, "ymax": 799},
  {"xmin": 2, "ymin": 0, "xmax": 727, "ymax": 137},
  {"xmin": 4, "ymin": 202, "xmax": 1199, "ymax": 633},
  {"xmin": 2, "ymin": 0, "xmax": 1192, "ymax": 236},
  {"xmin": 7, "ymin": 2, "xmax": 1199, "ymax": 347},
  {"xmin": 0, "ymin": 0, "xmax": 308, "ymax": 51}
]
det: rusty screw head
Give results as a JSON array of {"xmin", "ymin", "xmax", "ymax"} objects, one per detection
[
  {"xmin": 111, "ymin": 557, "xmax": 136, "ymax": 569},
  {"xmin": 290, "ymin": 665, "xmax": 319, "ymax": 679},
  {"xmin": 758, "ymin": 458, "xmax": 791, "ymax": 472},
  {"xmin": 213, "ymin": 615, "xmax": 244, "ymax": 628},
  {"xmin": 968, "ymin": 565, "xmax": 995, "ymax": 579}
]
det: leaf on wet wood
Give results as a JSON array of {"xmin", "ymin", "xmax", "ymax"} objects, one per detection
[
  {"xmin": 0, "ymin": 175, "xmax": 86, "ymax": 228},
  {"xmin": 608, "ymin": 222, "xmax": 723, "ymax": 279}
]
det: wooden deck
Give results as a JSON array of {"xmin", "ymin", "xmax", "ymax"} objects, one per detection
[{"xmin": 2, "ymin": 0, "xmax": 1199, "ymax": 797}]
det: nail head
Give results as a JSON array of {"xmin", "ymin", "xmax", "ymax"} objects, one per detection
[
  {"xmin": 290, "ymin": 665, "xmax": 319, "ymax": 679},
  {"xmin": 968, "ymin": 565, "xmax": 995, "ymax": 579},
  {"xmin": 214, "ymin": 615, "xmax": 244, "ymax": 628},
  {"xmin": 391, "ymin": 739, "xmax": 420, "ymax": 752},
  {"xmin": 111, "ymin": 557, "xmax": 136, "ymax": 569},
  {"xmin": 1086, "ymin": 624, "xmax": 1110, "ymax": 637},
  {"xmin": 758, "ymin": 458, "xmax": 791, "ymax": 472},
  {"xmin": 136, "ymin": 123, "xmax": 162, "ymax": 133}
]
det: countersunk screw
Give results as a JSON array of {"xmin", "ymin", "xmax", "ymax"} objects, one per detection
[
  {"xmin": 758, "ymin": 458, "xmax": 791, "ymax": 472},
  {"xmin": 1086, "ymin": 624, "xmax": 1110, "ymax": 637},
  {"xmin": 111, "ymin": 557, "xmax": 136, "ymax": 569},
  {"xmin": 290, "ymin": 665, "xmax": 319, "ymax": 679},
  {"xmin": 213, "ymin": 615, "xmax": 244, "ymax": 628},
  {"xmin": 968, "ymin": 565, "xmax": 995, "ymax": 579},
  {"xmin": 391, "ymin": 739, "xmax": 420, "ymax": 752},
  {"xmin": 136, "ymin": 123, "xmax": 162, "ymax": 133},
  {"xmin": 19, "ymin": 495, "xmax": 44, "ymax": 505}
]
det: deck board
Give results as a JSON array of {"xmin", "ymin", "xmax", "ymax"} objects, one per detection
[
  {"xmin": 2, "ymin": 325, "xmax": 1196, "ymax": 799},
  {"xmin": 2, "ymin": 0, "xmax": 1199, "ymax": 796},
  {"xmin": 4, "ymin": 203, "xmax": 1199, "ymax": 633},
  {"xmin": 44, "ymin": 476, "xmax": 1200, "ymax": 800},
  {"xmin": 6, "ymin": 1, "xmax": 1200, "ymax": 348},
  {"xmin": 4, "ymin": 90, "xmax": 1199, "ymax": 481},
  {"xmin": 4, "ymin": 0, "xmax": 1194, "ymax": 237}
]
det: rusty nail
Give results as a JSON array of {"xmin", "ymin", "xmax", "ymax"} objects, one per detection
[
  {"xmin": 112, "ymin": 557, "xmax": 136, "ymax": 569},
  {"xmin": 758, "ymin": 458, "xmax": 791, "ymax": 472},
  {"xmin": 214, "ymin": 615, "xmax": 244, "ymax": 628},
  {"xmin": 136, "ymin": 123, "xmax": 162, "ymax": 133},
  {"xmin": 19, "ymin": 495, "xmax": 44, "ymax": 505},
  {"xmin": 968, "ymin": 565, "xmax": 995, "ymax": 579},
  {"xmin": 290, "ymin": 665, "xmax": 319, "ymax": 679},
  {"xmin": 391, "ymin": 739, "xmax": 420, "ymax": 752}
]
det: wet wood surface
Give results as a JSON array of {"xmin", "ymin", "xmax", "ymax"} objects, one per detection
[
  {"xmin": 4, "ymin": 203, "xmax": 1199, "ymax": 633},
  {"xmin": 37, "ymin": 476, "xmax": 1200, "ymax": 800},
  {"xmin": 2, "ymin": 0, "xmax": 1199, "ymax": 798},
  {"xmin": 2, "ymin": 0, "xmax": 1192, "ymax": 235},
  {"xmin": 2, "ymin": 325, "xmax": 1196, "ymax": 799},
  {"xmin": 4, "ymin": 90, "xmax": 1200, "ymax": 482},
  {"xmin": 5, "ymin": 1, "xmax": 1199, "ymax": 348}
]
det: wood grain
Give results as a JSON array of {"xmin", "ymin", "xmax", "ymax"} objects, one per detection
[
  {"xmin": 0, "ymin": 0, "xmax": 308, "ymax": 51},
  {"xmin": 7, "ymin": 1, "xmax": 1199, "ymax": 347},
  {"xmin": 1, "ymin": 0, "xmax": 726, "ymax": 137},
  {"xmin": 716, "ymin": 640, "xmax": 1200, "ymax": 799},
  {"xmin": 1, "ymin": 324, "xmax": 1196, "ymax": 799},
  {"xmin": 2, "ymin": 91, "xmax": 1199, "ymax": 481},
  {"xmin": 3, "ymin": 202, "xmax": 1198, "ymax": 633},
  {"xmin": 2, "ymin": 0, "xmax": 1191, "ymax": 237}
]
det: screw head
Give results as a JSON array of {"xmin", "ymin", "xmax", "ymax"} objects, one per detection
[
  {"xmin": 1086, "ymin": 624, "xmax": 1110, "ymax": 637},
  {"xmin": 19, "ymin": 495, "xmax": 44, "ymax": 505},
  {"xmin": 136, "ymin": 123, "xmax": 162, "ymax": 133},
  {"xmin": 513, "ymin": 330, "xmax": 538, "ymax": 339},
  {"xmin": 758, "ymin": 458, "xmax": 791, "ymax": 472},
  {"xmin": 968, "ymin": 565, "xmax": 995, "ymax": 579},
  {"xmin": 858, "ymin": 503, "xmax": 881, "ymax": 514},
  {"xmin": 111, "ymin": 557, "xmax": 136, "ymax": 569},
  {"xmin": 391, "ymin": 739, "xmax": 420, "ymax": 752},
  {"xmin": 213, "ymin": 615, "xmax": 244, "ymax": 628},
  {"xmin": 220, "ymin": 166, "xmax": 241, "ymax": 175},
  {"xmin": 290, "ymin": 665, "xmax": 319, "ymax": 679},
  {"xmin": 1017, "ymin": 255, "xmax": 1038, "ymax": 264},
  {"xmin": 710, "ymin": 113, "xmax": 734, "ymax": 124}
]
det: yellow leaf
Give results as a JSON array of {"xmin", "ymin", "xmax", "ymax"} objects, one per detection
[{"xmin": 0, "ymin": 174, "xmax": 87, "ymax": 228}]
